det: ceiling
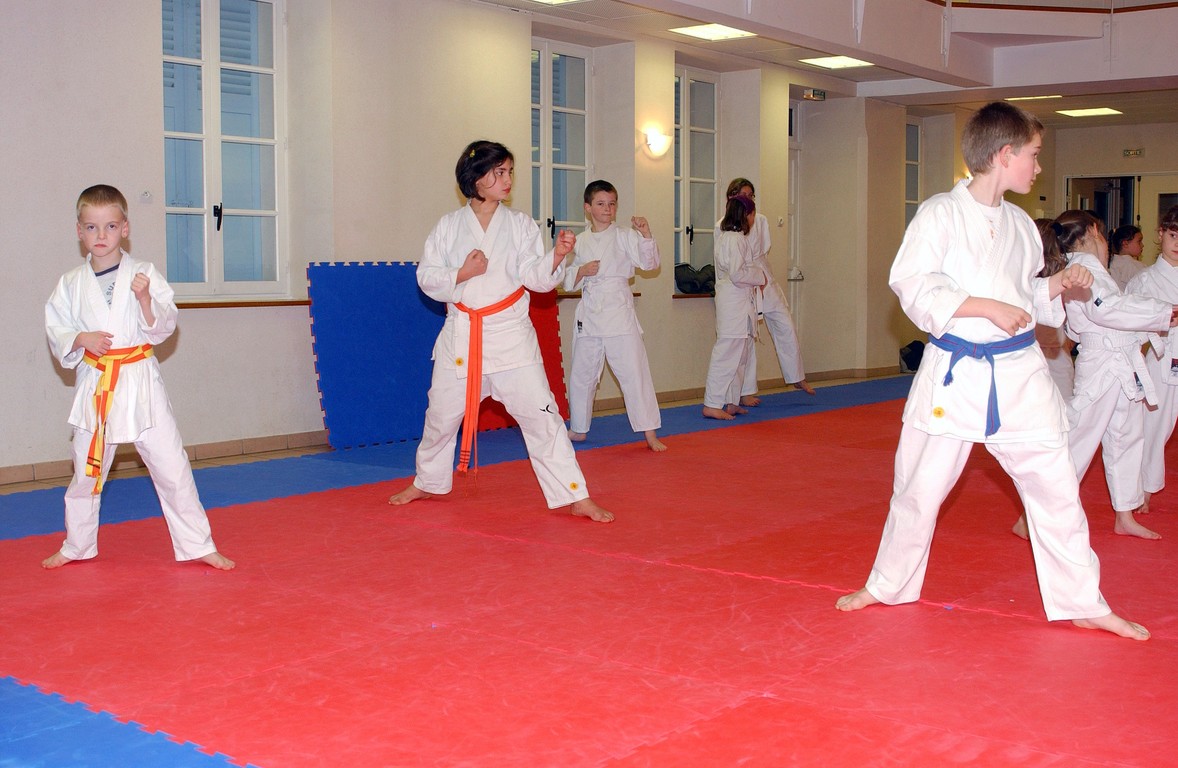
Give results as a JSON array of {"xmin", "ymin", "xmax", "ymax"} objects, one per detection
[{"xmin": 477, "ymin": 0, "xmax": 1178, "ymax": 129}]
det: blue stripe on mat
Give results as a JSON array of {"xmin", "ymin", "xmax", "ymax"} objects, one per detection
[
  {"xmin": 0, "ymin": 377, "xmax": 911, "ymax": 542},
  {"xmin": 0, "ymin": 676, "xmax": 254, "ymax": 768}
]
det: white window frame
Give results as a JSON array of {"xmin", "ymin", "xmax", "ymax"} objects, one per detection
[
  {"xmin": 904, "ymin": 119, "xmax": 922, "ymax": 227},
  {"xmin": 163, "ymin": 0, "xmax": 289, "ymax": 300},
  {"xmin": 531, "ymin": 39, "xmax": 591, "ymax": 245},
  {"xmin": 673, "ymin": 67, "xmax": 719, "ymax": 270}
]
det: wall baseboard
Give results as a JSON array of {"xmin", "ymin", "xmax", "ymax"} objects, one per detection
[{"xmin": 0, "ymin": 430, "xmax": 330, "ymax": 487}]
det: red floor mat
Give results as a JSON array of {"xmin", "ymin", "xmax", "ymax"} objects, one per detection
[{"xmin": 4, "ymin": 400, "xmax": 1178, "ymax": 766}]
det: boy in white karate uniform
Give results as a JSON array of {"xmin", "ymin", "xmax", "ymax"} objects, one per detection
[
  {"xmin": 836, "ymin": 103, "xmax": 1146, "ymax": 640},
  {"xmin": 1128, "ymin": 206, "xmax": 1178, "ymax": 514},
  {"xmin": 563, "ymin": 180, "xmax": 665, "ymax": 451},
  {"xmin": 388, "ymin": 141, "xmax": 612, "ymax": 523},
  {"xmin": 43, "ymin": 185, "xmax": 234, "ymax": 570}
]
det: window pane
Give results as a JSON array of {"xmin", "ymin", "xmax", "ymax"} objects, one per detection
[
  {"xmin": 531, "ymin": 108, "xmax": 540, "ymax": 164},
  {"xmin": 551, "ymin": 54, "xmax": 585, "ymax": 109},
  {"xmin": 674, "ymin": 179, "xmax": 681, "ymax": 229},
  {"xmin": 689, "ymin": 230, "xmax": 714, "ymax": 270},
  {"xmin": 690, "ymin": 180, "xmax": 715, "ymax": 232},
  {"xmin": 689, "ymin": 80, "xmax": 715, "ymax": 129},
  {"xmin": 166, "ymin": 213, "xmax": 206, "ymax": 283},
  {"xmin": 223, "ymin": 215, "xmax": 277, "ymax": 281},
  {"xmin": 906, "ymin": 123, "xmax": 920, "ymax": 163},
  {"xmin": 165, "ymin": 138, "xmax": 204, "ymax": 207},
  {"xmin": 531, "ymin": 50, "xmax": 541, "ymax": 105},
  {"xmin": 552, "ymin": 168, "xmax": 585, "ymax": 224},
  {"xmin": 221, "ymin": 0, "xmax": 273, "ymax": 67},
  {"xmin": 163, "ymin": 62, "xmax": 203, "ymax": 133},
  {"xmin": 162, "ymin": 0, "xmax": 201, "ymax": 58},
  {"xmin": 673, "ymin": 127, "xmax": 681, "ymax": 177},
  {"xmin": 222, "ymin": 142, "xmax": 275, "ymax": 209},
  {"xmin": 905, "ymin": 164, "xmax": 920, "ymax": 202},
  {"xmin": 531, "ymin": 165, "xmax": 541, "ymax": 221},
  {"xmin": 689, "ymin": 130, "xmax": 715, "ymax": 177},
  {"xmin": 551, "ymin": 112, "xmax": 585, "ymax": 165},
  {"xmin": 906, "ymin": 203, "xmax": 919, "ymax": 226},
  {"xmin": 221, "ymin": 69, "xmax": 274, "ymax": 138},
  {"xmin": 674, "ymin": 76, "xmax": 681, "ymax": 124}
]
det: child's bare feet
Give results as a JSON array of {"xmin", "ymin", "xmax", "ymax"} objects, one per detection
[
  {"xmin": 835, "ymin": 588, "xmax": 879, "ymax": 611},
  {"xmin": 1140, "ymin": 492, "xmax": 1152, "ymax": 514},
  {"xmin": 702, "ymin": 406, "xmax": 734, "ymax": 420},
  {"xmin": 199, "ymin": 551, "xmax": 236, "ymax": 570},
  {"xmin": 739, "ymin": 395, "xmax": 761, "ymax": 407},
  {"xmin": 41, "ymin": 551, "xmax": 73, "ymax": 569},
  {"xmin": 724, "ymin": 403, "xmax": 748, "ymax": 416},
  {"xmin": 793, "ymin": 380, "xmax": 816, "ymax": 395},
  {"xmin": 1012, "ymin": 514, "xmax": 1029, "ymax": 541},
  {"xmin": 1072, "ymin": 612, "xmax": 1150, "ymax": 640},
  {"xmin": 569, "ymin": 431, "xmax": 587, "ymax": 443},
  {"xmin": 388, "ymin": 483, "xmax": 437, "ymax": 506},
  {"xmin": 644, "ymin": 430, "xmax": 667, "ymax": 452},
  {"xmin": 570, "ymin": 498, "xmax": 614, "ymax": 522},
  {"xmin": 1114, "ymin": 508, "xmax": 1161, "ymax": 540}
]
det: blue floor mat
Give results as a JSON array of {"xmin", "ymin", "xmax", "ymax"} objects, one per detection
[{"xmin": 0, "ymin": 377, "xmax": 911, "ymax": 542}]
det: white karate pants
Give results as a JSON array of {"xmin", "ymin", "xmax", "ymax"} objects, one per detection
[
  {"xmin": 865, "ymin": 423, "xmax": 1109, "ymax": 621},
  {"xmin": 413, "ymin": 362, "xmax": 589, "ymax": 508},
  {"xmin": 1140, "ymin": 350, "xmax": 1178, "ymax": 494},
  {"xmin": 567, "ymin": 333, "xmax": 661, "ymax": 435},
  {"xmin": 1069, "ymin": 385, "xmax": 1146, "ymax": 512},
  {"xmin": 60, "ymin": 404, "xmax": 217, "ymax": 562},
  {"xmin": 704, "ymin": 337, "xmax": 752, "ymax": 409},
  {"xmin": 741, "ymin": 283, "xmax": 804, "ymax": 395}
]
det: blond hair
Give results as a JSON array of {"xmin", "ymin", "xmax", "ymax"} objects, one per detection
[{"xmin": 76, "ymin": 184, "xmax": 128, "ymax": 219}]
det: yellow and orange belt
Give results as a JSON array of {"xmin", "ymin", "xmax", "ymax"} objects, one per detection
[
  {"xmin": 81, "ymin": 344, "xmax": 154, "ymax": 494},
  {"xmin": 453, "ymin": 287, "xmax": 526, "ymax": 474}
]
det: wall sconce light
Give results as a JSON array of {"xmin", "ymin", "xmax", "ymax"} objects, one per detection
[{"xmin": 643, "ymin": 128, "xmax": 673, "ymax": 158}]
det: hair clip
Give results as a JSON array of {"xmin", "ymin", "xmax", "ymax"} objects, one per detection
[{"xmin": 469, "ymin": 149, "xmax": 476, "ymax": 158}]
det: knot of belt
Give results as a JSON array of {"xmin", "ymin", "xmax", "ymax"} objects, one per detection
[
  {"xmin": 929, "ymin": 329, "xmax": 1035, "ymax": 437},
  {"xmin": 82, "ymin": 344, "xmax": 154, "ymax": 493},
  {"xmin": 453, "ymin": 287, "xmax": 526, "ymax": 473}
]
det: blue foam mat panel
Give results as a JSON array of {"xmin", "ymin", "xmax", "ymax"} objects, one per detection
[{"xmin": 307, "ymin": 262, "xmax": 444, "ymax": 450}]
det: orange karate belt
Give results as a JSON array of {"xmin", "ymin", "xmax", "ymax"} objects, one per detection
[
  {"xmin": 81, "ymin": 344, "xmax": 154, "ymax": 494},
  {"xmin": 453, "ymin": 286, "xmax": 526, "ymax": 474}
]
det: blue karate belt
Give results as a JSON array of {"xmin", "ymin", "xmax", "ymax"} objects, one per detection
[{"xmin": 928, "ymin": 329, "xmax": 1036, "ymax": 437}]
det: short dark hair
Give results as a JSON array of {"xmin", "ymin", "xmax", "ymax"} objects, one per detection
[
  {"xmin": 456, "ymin": 141, "xmax": 514, "ymax": 201},
  {"xmin": 725, "ymin": 178, "xmax": 754, "ymax": 199},
  {"xmin": 1160, "ymin": 205, "xmax": 1178, "ymax": 234},
  {"xmin": 584, "ymin": 179, "xmax": 617, "ymax": 205},
  {"xmin": 1109, "ymin": 225, "xmax": 1141, "ymax": 255},
  {"xmin": 961, "ymin": 102, "xmax": 1043, "ymax": 176}
]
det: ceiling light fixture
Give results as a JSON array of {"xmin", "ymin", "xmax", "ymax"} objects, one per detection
[
  {"xmin": 798, "ymin": 55, "xmax": 873, "ymax": 69},
  {"xmin": 1005, "ymin": 95, "xmax": 1062, "ymax": 102},
  {"xmin": 669, "ymin": 23, "xmax": 756, "ymax": 41},
  {"xmin": 1056, "ymin": 107, "xmax": 1123, "ymax": 117},
  {"xmin": 526, "ymin": 0, "xmax": 586, "ymax": 5}
]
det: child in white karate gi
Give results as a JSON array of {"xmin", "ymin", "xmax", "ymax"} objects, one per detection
[
  {"xmin": 702, "ymin": 194, "xmax": 766, "ymax": 421},
  {"xmin": 1014, "ymin": 210, "xmax": 1174, "ymax": 541},
  {"xmin": 718, "ymin": 178, "xmax": 813, "ymax": 405},
  {"xmin": 1127, "ymin": 206, "xmax": 1178, "ymax": 515},
  {"xmin": 837, "ymin": 103, "xmax": 1148, "ymax": 640},
  {"xmin": 1108, "ymin": 225, "xmax": 1146, "ymax": 292},
  {"xmin": 1032, "ymin": 218, "xmax": 1075, "ymax": 402},
  {"xmin": 388, "ymin": 141, "xmax": 612, "ymax": 523},
  {"xmin": 43, "ymin": 185, "xmax": 234, "ymax": 570},
  {"xmin": 563, "ymin": 180, "xmax": 666, "ymax": 451}
]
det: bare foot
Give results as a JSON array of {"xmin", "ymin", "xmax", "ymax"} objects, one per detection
[
  {"xmin": 739, "ymin": 395, "xmax": 761, "ymax": 407},
  {"xmin": 1114, "ymin": 508, "xmax": 1161, "ymax": 540},
  {"xmin": 1012, "ymin": 514, "xmax": 1029, "ymax": 541},
  {"xmin": 41, "ymin": 551, "xmax": 74, "ymax": 569},
  {"xmin": 793, "ymin": 380, "xmax": 816, "ymax": 395},
  {"xmin": 644, "ymin": 431, "xmax": 667, "ymax": 452},
  {"xmin": 199, "ymin": 551, "xmax": 236, "ymax": 570},
  {"xmin": 1072, "ymin": 612, "xmax": 1150, "ymax": 640},
  {"xmin": 724, "ymin": 403, "xmax": 748, "ymax": 416},
  {"xmin": 569, "ymin": 431, "xmax": 587, "ymax": 443},
  {"xmin": 388, "ymin": 483, "xmax": 437, "ymax": 506},
  {"xmin": 835, "ymin": 588, "xmax": 880, "ymax": 611},
  {"xmin": 702, "ymin": 406, "xmax": 735, "ymax": 421},
  {"xmin": 570, "ymin": 498, "xmax": 614, "ymax": 522},
  {"xmin": 1140, "ymin": 492, "xmax": 1151, "ymax": 514}
]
